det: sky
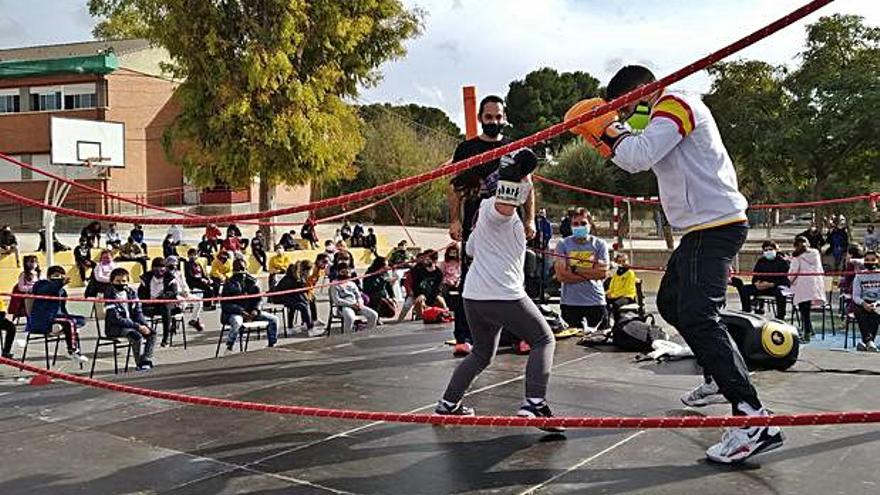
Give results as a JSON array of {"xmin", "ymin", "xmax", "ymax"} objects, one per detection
[{"xmin": 2, "ymin": 0, "xmax": 879, "ymax": 129}]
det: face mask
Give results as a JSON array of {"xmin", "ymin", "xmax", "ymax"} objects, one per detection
[
  {"xmin": 763, "ymin": 250, "xmax": 776, "ymax": 260},
  {"xmin": 155, "ymin": 268, "xmax": 166, "ymax": 275},
  {"xmin": 865, "ymin": 263, "xmax": 878, "ymax": 271},
  {"xmin": 101, "ymin": 257, "xmax": 111, "ymax": 264},
  {"xmin": 617, "ymin": 266, "xmax": 629, "ymax": 275},
  {"xmin": 626, "ymin": 102, "xmax": 651, "ymax": 131},
  {"xmin": 482, "ymin": 122, "xmax": 503, "ymax": 138},
  {"xmin": 113, "ymin": 283, "xmax": 127, "ymax": 291},
  {"xmin": 572, "ymin": 225, "xmax": 590, "ymax": 238}
]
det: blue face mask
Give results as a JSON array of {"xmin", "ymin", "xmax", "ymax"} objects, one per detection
[
  {"xmin": 763, "ymin": 250, "xmax": 776, "ymax": 260},
  {"xmin": 572, "ymin": 225, "xmax": 590, "ymax": 238}
]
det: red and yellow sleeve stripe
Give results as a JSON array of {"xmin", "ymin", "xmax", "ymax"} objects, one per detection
[{"xmin": 651, "ymin": 95, "xmax": 695, "ymax": 137}]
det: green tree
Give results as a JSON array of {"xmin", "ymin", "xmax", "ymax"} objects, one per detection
[
  {"xmin": 704, "ymin": 61, "xmax": 793, "ymax": 204},
  {"xmin": 358, "ymin": 103, "xmax": 461, "ymax": 140},
  {"xmin": 88, "ymin": 0, "xmax": 422, "ymax": 239},
  {"xmin": 505, "ymin": 67, "xmax": 601, "ymax": 147},
  {"xmin": 540, "ymin": 141, "xmax": 656, "ymax": 213},
  {"xmin": 322, "ymin": 108, "xmax": 455, "ymax": 226},
  {"xmin": 705, "ymin": 15, "xmax": 880, "ymax": 219}
]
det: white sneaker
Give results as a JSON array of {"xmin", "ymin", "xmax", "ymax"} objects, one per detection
[
  {"xmin": 857, "ymin": 342, "xmax": 868, "ymax": 352},
  {"xmin": 680, "ymin": 379, "xmax": 727, "ymax": 407},
  {"xmin": 68, "ymin": 352, "xmax": 89, "ymax": 365},
  {"xmin": 867, "ymin": 341, "xmax": 879, "ymax": 353},
  {"xmin": 706, "ymin": 424, "xmax": 784, "ymax": 464},
  {"xmin": 314, "ymin": 319, "xmax": 326, "ymax": 327},
  {"xmin": 307, "ymin": 328, "xmax": 326, "ymax": 337}
]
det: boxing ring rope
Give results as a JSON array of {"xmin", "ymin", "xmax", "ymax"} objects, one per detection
[
  {"xmin": 0, "ymin": 0, "xmax": 838, "ymax": 226},
  {"xmin": 2, "ymin": 356, "xmax": 879, "ymax": 429},
  {"xmin": 534, "ymin": 176, "xmax": 879, "ymax": 211}
]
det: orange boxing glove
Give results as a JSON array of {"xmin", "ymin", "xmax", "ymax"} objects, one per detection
[{"xmin": 564, "ymin": 98, "xmax": 617, "ymax": 157}]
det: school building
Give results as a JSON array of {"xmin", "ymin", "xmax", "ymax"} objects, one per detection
[{"xmin": 0, "ymin": 38, "xmax": 310, "ymax": 227}]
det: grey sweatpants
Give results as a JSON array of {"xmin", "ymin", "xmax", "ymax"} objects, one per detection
[{"xmin": 442, "ymin": 297, "xmax": 555, "ymax": 403}]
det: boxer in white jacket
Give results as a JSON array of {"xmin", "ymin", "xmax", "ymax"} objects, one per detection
[{"xmin": 568, "ymin": 65, "xmax": 782, "ymax": 464}]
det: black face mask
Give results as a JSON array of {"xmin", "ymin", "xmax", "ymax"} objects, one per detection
[
  {"xmin": 617, "ymin": 266, "xmax": 629, "ymax": 275},
  {"xmin": 113, "ymin": 283, "xmax": 127, "ymax": 291},
  {"xmin": 865, "ymin": 263, "xmax": 878, "ymax": 271},
  {"xmin": 482, "ymin": 122, "xmax": 503, "ymax": 138}
]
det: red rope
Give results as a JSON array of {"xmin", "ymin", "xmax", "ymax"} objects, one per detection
[
  {"xmin": 535, "ymin": 175, "xmax": 877, "ymax": 211},
  {"xmin": 0, "ymin": 0, "xmax": 836, "ymax": 226},
  {"xmin": 2, "ymin": 356, "xmax": 878, "ymax": 428}
]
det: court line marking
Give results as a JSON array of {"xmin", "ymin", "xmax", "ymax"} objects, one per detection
[
  {"xmin": 516, "ymin": 430, "xmax": 647, "ymax": 495},
  {"xmin": 172, "ymin": 351, "xmax": 600, "ymax": 491}
]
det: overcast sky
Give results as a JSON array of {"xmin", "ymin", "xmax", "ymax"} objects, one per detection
[{"xmin": 2, "ymin": 0, "xmax": 878, "ymax": 129}]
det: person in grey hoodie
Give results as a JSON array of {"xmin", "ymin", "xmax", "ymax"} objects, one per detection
[
  {"xmin": 329, "ymin": 263, "xmax": 377, "ymax": 334},
  {"xmin": 853, "ymin": 251, "xmax": 880, "ymax": 352}
]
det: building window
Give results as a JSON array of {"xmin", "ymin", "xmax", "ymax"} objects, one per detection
[
  {"xmin": 63, "ymin": 83, "xmax": 98, "ymax": 110},
  {"xmin": 64, "ymin": 93, "xmax": 97, "ymax": 109},
  {"xmin": 30, "ymin": 88, "xmax": 63, "ymax": 111},
  {"xmin": 0, "ymin": 94, "xmax": 20, "ymax": 113}
]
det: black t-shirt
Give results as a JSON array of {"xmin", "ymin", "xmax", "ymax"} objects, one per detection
[{"xmin": 450, "ymin": 136, "xmax": 512, "ymax": 199}]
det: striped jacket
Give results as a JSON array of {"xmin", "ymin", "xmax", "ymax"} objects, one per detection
[{"xmin": 612, "ymin": 90, "xmax": 748, "ymax": 232}]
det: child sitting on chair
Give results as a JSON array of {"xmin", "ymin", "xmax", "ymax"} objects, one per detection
[
  {"xmin": 104, "ymin": 267, "xmax": 155, "ymax": 370},
  {"xmin": 606, "ymin": 253, "xmax": 639, "ymax": 313},
  {"xmin": 28, "ymin": 266, "xmax": 89, "ymax": 365}
]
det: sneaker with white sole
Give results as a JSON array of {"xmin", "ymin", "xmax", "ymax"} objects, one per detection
[
  {"xmin": 434, "ymin": 400, "xmax": 475, "ymax": 416},
  {"xmin": 857, "ymin": 341, "xmax": 868, "ymax": 352},
  {"xmin": 517, "ymin": 399, "xmax": 565, "ymax": 433},
  {"xmin": 867, "ymin": 341, "xmax": 879, "ymax": 353},
  {"xmin": 680, "ymin": 379, "xmax": 728, "ymax": 407},
  {"xmin": 706, "ymin": 424, "xmax": 784, "ymax": 464},
  {"xmin": 307, "ymin": 328, "xmax": 326, "ymax": 337},
  {"xmin": 68, "ymin": 352, "xmax": 89, "ymax": 365}
]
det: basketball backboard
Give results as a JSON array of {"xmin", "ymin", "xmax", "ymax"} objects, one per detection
[{"xmin": 50, "ymin": 116, "xmax": 125, "ymax": 167}]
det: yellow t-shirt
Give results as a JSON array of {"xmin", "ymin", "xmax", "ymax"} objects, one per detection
[
  {"xmin": 607, "ymin": 269, "xmax": 638, "ymax": 300},
  {"xmin": 0, "ymin": 296, "xmax": 6, "ymax": 313},
  {"xmin": 211, "ymin": 258, "xmax": 233, "ymax": 281},
  {"xmin": 269, "ymin": 254, "xmax": 289, "ymax": 274}
]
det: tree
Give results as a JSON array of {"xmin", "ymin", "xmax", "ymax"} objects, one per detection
[
  {"xmin": 505, "ymin": 67, "xmax": 601, "ymax": 148},
  {"xmin": 540, "ymin": 141, "xmax": 656, "ymax": 214},
  {"xmin": 705, "ymin": 15, "xmax": 880, "ymax": 220},
  {"xmin": 704, "ymin": 61, "xmax": 793, "ymax": 204},
  {"xmin": 358, "ymin": 103, "xmax": 462, "ymax": 140},
  {"xmin": 88, "ymin": 0, "xmax": 423, "ymax": 240},
  {"xmin": 322, "ymin": 107, "xmax": 455, "ymax": 226}
]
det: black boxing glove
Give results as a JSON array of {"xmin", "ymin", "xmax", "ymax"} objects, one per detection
[{"xmin": 496, "ymin": 148, "xmax": 539, "ymax": 206}]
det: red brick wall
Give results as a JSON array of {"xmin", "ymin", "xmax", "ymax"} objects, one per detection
[{"xmin": 105, "ymin": 69, "xmax": 182, "ymax": 198}]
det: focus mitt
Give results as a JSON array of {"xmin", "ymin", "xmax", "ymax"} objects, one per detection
[{"xmin": 564, "ymin": 98, "xmax": 617, "ymax": 155}]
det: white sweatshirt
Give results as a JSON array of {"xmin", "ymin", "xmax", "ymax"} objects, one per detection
[{"xmin": 613, "ymin": 91, "xmax": 748, "ymax": 232}]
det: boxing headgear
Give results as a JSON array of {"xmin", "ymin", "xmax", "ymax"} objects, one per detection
[{"xmin": 495, "ymin": 148, "xmax": 539, "ymax": 206}]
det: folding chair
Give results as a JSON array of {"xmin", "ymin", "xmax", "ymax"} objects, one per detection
[
  {"xmin": 215, "ymin": 319, "xmax": 269, "ymax": 357},
  {"xmin": 89, "ymin": 302, "xmax": 132, "ymax": 378},
  {"xmin": 19, "ymin": 298, "xmax": 64, "ymax": 370}
]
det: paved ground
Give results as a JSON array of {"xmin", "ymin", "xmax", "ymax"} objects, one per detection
[{"xmin": 2, "ymin": 293, "xmax": 880, "ymax": 495}]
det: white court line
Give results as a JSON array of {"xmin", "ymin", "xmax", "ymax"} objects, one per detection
[
  {"xmin": 516, "ymin": 430, "xmax": 647, "ymax": 495},
  {"xmin": 174, "ymin": 351, "xmax": 601, "ymax": 491}
]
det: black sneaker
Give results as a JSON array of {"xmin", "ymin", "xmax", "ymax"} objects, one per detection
[
  {"xmin": 517, "ymin": 399, "xmax": 565, "ymax": 433},
  {"xmin": 434, "ymin": 400, "xmax": 475, "ymax": 416}
]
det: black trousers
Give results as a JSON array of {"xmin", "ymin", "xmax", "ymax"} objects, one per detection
[
  {"xmin": 1, "ymin": 315, "xmax": 15, "ymax": 357},
  {"xmin": 855, "ymin": 306, "xmax": 880, "ymax": 343},
  {"xmin": 561, "ymin": 304, "xmax": 607, "ymax": 330},
  {"xmin": 143, "ymin": 304, "xmax": 180, "ymax": 341},
  {"xmin": 253, "ymin": 249, "xmax": 267, "ymax": 271},
  {"xmin": 656, "ymin": 223, "xmax": 761, "ymax": 413},
  {"xmin": 735, "ymin": 283, "xmax": 788, "ymax": 319}
]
